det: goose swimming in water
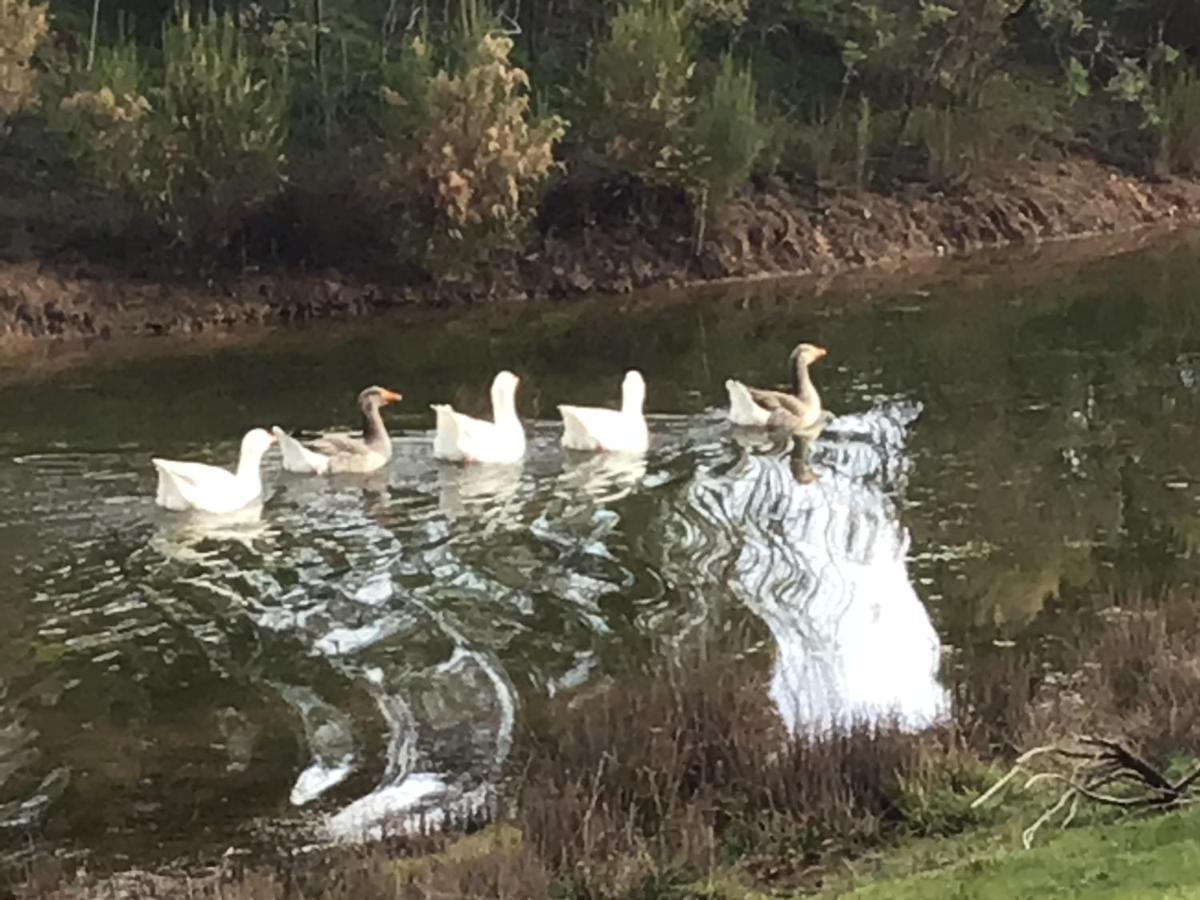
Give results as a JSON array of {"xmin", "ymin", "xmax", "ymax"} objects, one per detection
[
  {"xmin": 432, "ymin": 371, "xmax": 526, "ymax": 464},
  {"xmin": 273, "ymin": 386, "xmax": 403, "ymax": 475},
  {"xmin": 726, "ymin": 342, "xmax": 828, "ymax": 434},
  {"xmin": 152, "ymin": 428, "xmax": 276, "ymax": 514},
  {"xmin": 558, "ymin": 370, "xmax": 649, "ymax": 454}
]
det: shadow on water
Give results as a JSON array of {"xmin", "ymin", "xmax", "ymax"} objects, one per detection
[{"xmin": 2, "ymin": 232, "xmax": 1200, "ymax": 865}]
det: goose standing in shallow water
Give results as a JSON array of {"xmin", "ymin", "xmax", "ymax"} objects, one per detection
[
  {"xmin": 152, "ymin": 428, "xmax": 276, "ymax": 514},
  {"xmin": 726, "ymin": 342, "xmax": 828, "ymax": 433},
  {"xmin": 273, "ymin": 386, "xmax": 403, "ymax": 475},
  {"xmin": 432, "ymin": 371, "xmax": 525, "ymax": 464},
  {"xmin": 558, "ymin": 370, "xmax": 649, "ymax": 454}
]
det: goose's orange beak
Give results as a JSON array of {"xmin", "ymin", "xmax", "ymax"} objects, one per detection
[
  {"xmin": 380, "ymin": 388, "xmax": 404, "ymax": 404},
  {"xmin": 811, "ymin": 345, "xmax": 828, "ymax": 362}
]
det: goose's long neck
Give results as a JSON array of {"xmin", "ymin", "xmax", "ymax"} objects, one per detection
[
  {"xmin": 492, "ymin": 388, "xmax": 519, "ymax": 428},
  {"xmin": 791, "ymin": 359, "xmax": 820, "ymax": 407},
  {"xmin": 360, "ymin": 400, "xmax": 391, "ymax": 454},
  {"xmin": 237, "ymin": 445, "xmax": 268, "ymax": 484},
  {"xmin": 622, "ymin": 384, "xmax": 644, "ymax": 415}
]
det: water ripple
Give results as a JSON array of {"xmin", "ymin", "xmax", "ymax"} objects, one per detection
[{"xmin": 0, "ymin": 405, "xmax": 946, "ymax": 855}]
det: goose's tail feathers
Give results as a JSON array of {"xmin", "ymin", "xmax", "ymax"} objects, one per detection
[
  {"xmin": 273, "ymin": 426, "xmax": 330, "ymax": 474},
  {"xmin": 725, "ymin": 380, "xmax": 769, "ymax": 427}
]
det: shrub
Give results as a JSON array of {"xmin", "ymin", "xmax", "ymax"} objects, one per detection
[
  {"xmin": 55, "ymin": 40, "xmax": 152, "ymax": 197},
  {"xmin": 0, "ymin": 0, "xmax": 47, "ymax": 121},
  {"xmin": 592, "ymin": 0, "xmax": 695, "ymax": 185},
  {"xmin": 910, "ymin": 104, "xmax": 968, "ymax": 184},
  {"xmin": 1160, "ymin": 67, "xmax": 1200, "ymax": 175},
  {"xmin": 691, "ymin": 52, "xmax": 767, "ymax": 204},
  {"xmin": 156, "ymin": 8, "xmax": 288, "ymax": 246},
  {"xmin": 58, "ymin": 85, "xmax": 153, "ymax": 191},
  {"xmin": 58, "ymin": 8, "xmax": 287, "ymax": 249},
  {"xmin": 382, "ymin": 30, "xmax": 565, "ymax": 268},
  {"xmin": 782, "ymin": 101, "xmax": 848, "ymax": 185},
  {"xmin": 854, "ymin": 93, "xmax": 871, "ymax": 190}
]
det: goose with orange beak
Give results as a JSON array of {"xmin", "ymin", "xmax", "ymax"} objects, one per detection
[
  {"xmin": 273, "ymin": 386, "xmax": 403, "ymax": 475},
  {"xmin": 726, "ymin": 342, "xmax": 828, "ymax": 433}
]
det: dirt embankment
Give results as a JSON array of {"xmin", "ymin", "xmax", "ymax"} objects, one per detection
[{"xmin": 3, "ymin": 157, "xmax": 1200, "ymax": 344}]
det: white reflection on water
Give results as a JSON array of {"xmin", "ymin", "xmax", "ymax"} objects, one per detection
[
  {"xmin": 438, "ymin": 463, "xmax": 523, "ymax": 519},
  {"xmin": 272, "ymin": 683, "xmax": 357, "ymax": 806},
  {"xmin": 148, "ymin": 503, "xmax": 271, "ymax": 563},
  {"xmin": 660, "ymin": 400, "xmax": 949, "ymax": 735},
  {"xmin": 324, "ymin": 641, "xmax": 515, "ymax": 841},
  {"xmin": 558, "ymin": 451, "xmax": 647, "ymax": 502}
]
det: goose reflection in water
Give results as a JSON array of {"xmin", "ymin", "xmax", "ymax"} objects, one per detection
[
  {"xmin": 148, "ymin": 502, "xmax": 273, "ymax": 563},
  {"xmin": 325, "ymin": 641, "xmax": 516, "ymax": 842},
  {"xmin": 662, "ymin": 400, "xmax": 949, "ymax": 735},
  {"xmin": 272, "ymin": 683, "xmax": 357, "ymax": 806},
  {"xmin": 437, "ymin": 462, "xmax": 523, "ymax": 518},
  {"xmin": 558, "ymin": 450, "xmax": 648, "ymax": 502}
]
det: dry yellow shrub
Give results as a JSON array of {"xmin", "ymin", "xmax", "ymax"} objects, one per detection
[
  {"xmin": 390, "ymin": 33, "xmax": 565, "ymax": 253},
  {"xmin": 59, "ymin": 87, "xmax": 154, "ymax": 192},
  {"xmin": 0, "ymin": 0, "xmax": 48, "ymax": 119}
]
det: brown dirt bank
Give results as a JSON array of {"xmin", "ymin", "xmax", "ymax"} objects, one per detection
[{"xmin": 3, "ymin": 157, "xmax": 1200, "ymax": 346}]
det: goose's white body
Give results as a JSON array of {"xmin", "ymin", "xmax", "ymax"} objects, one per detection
[
  {"xmin": 432, "ymin": 371, "xmax": 526, "ymax": 464},
  {"xmin": 725, "ymin": 380, "xmax": 772, "ymax": 427},
  {"xmin": 558, "ymin": 370, "xmax": 649, "ymax": 454},
  {"xmin": 152, "ymin": 428, "xmax": 276, "ymax": 514}
]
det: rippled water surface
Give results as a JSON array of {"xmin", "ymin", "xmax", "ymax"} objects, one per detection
[{"xmin": 3, "ymin": 234, "xmax": 1200, "ymax": 863}]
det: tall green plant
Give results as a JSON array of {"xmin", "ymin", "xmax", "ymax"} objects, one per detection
[
  {"xmin": 59, "ymin": 7, "xmax": 288, "ymax": 248},
  {"xmin": 854, "ymin": 93, "xmax": 871, "ymax": 191},
  {"xmin": 691, "ymin": 53, "xmax": 766, "ymax": 203},
  {"xmin": 156, "ymin": 8, "xmax": 288, "ymax": 245},
  {"xmin": 593, "ymin": 0, "xmax": 695, "ymax": 184},
  {"xmin": 1160, "ymin": 67, "xmax": 1200, "ymax": 175}
]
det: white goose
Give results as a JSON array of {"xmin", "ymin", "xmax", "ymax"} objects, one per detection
[
  {"xmin": 432, "ymin": 370, "xmax": 525, "ymax": 464},
  {"xmin": 152, "ymin": 428, "xmax": 276, "ymax": 514},
  {"xmin": 558, "ymin": 370, "xmax": 649, "ymax": 454}
]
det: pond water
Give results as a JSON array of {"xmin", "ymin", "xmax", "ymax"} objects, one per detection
[{"xmin": 2, "ymin": 233, "xmax": 1200, "ymax": 866}]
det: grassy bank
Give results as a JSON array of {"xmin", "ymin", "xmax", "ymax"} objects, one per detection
[
  {"xmin": 19, "ymin": 579, "xmax": 1200, "ymax": 899},
  {"xmin": 837, "ymin": 803, "xmax": 1200, "ymax": 898}
]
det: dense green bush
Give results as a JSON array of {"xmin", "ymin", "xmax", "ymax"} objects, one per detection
[
  {"xmin": 592, "ymin": 0, "xmax": 695, "ymax": 185},
  {"xmin": 1160, "ymin": 68, "xmax": 1200, "ymax": 175},
  {"xmin": 691, "ymin": 52, "xmax": 768, "ymax": 203},
  {"xmin": 4, "ymin": 0, "xmax": 1199, "ymax": 267},
  {"xmin": 57, "ymin": 8, "xmax": 287, "ymax": 249},
  {"xmin": 157, "ymin": 9, "xmax": 288, "ymax": 246}
]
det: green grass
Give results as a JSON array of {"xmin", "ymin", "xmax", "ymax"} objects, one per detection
[{"xmin": 836, "ymin": 803, "xmax": 1200, "ymax": 899}]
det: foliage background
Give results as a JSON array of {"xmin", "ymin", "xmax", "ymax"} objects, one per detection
[{"xmin": 1, "ymin": 0, "xmax": 1199, "ymax": 270}]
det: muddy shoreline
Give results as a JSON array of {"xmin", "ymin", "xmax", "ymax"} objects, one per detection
[{"xmin": 3, "ymin": 157, "xmax": 1200, "ymax": 348}]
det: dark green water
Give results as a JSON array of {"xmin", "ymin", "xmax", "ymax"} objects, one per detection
[{"xmin": 1, "ymin": 233, "xmax": 1199, "ymax": 866}]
